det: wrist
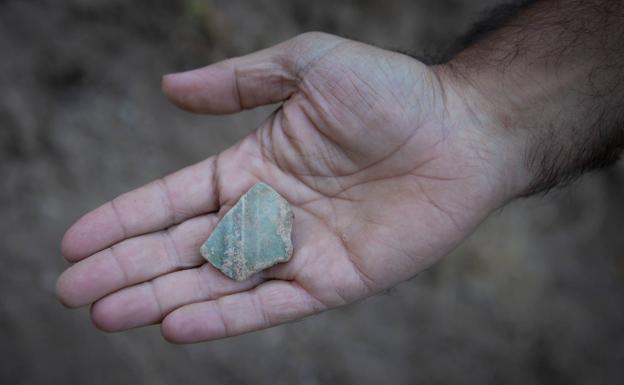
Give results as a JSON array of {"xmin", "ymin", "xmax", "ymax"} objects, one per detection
[
  {"xmin": 431, "ymin": 0, "xmax": 624, "ymax": 198},
  {"xmin": 429, "ymin": 63, "xmax": 533, "ymax": 203}
]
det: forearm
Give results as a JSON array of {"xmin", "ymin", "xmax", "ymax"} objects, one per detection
[{"xmin": 439, "ymin": 0, "xmax": 624, "ymax": 195}]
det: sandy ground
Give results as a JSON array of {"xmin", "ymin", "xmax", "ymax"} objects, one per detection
[{"xmin": 1, "ymin": 0, "xmax": 623, "ymax": 384}]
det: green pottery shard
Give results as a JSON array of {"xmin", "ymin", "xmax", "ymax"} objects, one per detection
[{"xmin": 200, "ymin": 183, "xmax": 294, "ymax": 281}]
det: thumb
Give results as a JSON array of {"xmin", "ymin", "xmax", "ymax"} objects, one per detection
[{"xmin": 161, "ymin": 32, "xmax": 345, "ymax": 115}]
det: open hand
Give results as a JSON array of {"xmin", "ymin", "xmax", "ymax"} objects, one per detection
[{"xmin": 57, "ymin": 32, "xmax": 521, "ymax": 343}]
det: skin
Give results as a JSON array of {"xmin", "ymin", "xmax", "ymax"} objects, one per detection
[{"xmin": 57, "ymin": 0, "xmax": 624, "ymax": 343}]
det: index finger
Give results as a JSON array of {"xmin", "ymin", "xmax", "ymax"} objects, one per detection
[{"xmin": 62, "ymin": 156, "xmax": 218, "ymax": 262}]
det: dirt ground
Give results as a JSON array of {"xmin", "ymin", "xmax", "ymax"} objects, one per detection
[{"xmin": 1, "ymin": 1, "xmax": 623, "ymax": 384}]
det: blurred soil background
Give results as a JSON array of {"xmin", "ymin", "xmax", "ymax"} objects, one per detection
[{"xmin": 1, "ymin": 0, "xmax": 623, "ymax": 384}]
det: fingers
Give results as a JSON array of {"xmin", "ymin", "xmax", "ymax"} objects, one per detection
[
  {"xmin": 57, "ymin": 214, "xmax": 218, "ymax": 308},
  {"xmin": 161, "ymin": 280, "xmax": 326, "ymax": 343},
  {"xmin": 90, "ymin": 263, "xmax": 263, "ymax": 332},
  {"xmin": 161, "ymin": 32, "xmax": 345, "ymax": 114},
  {"xmin": 62, "ymin": 156, "xmax": 218, "ymax": 261}
]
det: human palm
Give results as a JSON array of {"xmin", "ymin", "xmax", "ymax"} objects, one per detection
[{"xmin": 58, "ymin": 33, "xmax": 512, "ymax": 342}]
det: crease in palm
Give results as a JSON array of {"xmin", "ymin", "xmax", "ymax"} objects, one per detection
[{"xmin": 57, "ymin": 33, "xmax": 499, "ymax": 343}]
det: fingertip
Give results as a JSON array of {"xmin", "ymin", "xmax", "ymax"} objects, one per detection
[
  {"xmin": 61, "ymin": 224, "xmax": 83, "ymax": 262},
  {"xmin": 160, "ymin": 310, "xmax": 195, "ymax": 344},
  {"xmin": 61, "ymin": 204, "xmax": 126, "ymax": 262},
  {"xmin": 161, "ymin": 70, "xmax": 205, "ymax": 113},
  {"xmin": 55, "ymin": 267, "xmax": 96, "ymax": 309},
  {"xmin": 55, "ymin": 272, "xmax": 78, "ymax": 309},
  {"xmin": 61, "ymin": 210, "xmax": 99, "ymax": 262},
  {"xmin": 90, "ymin": 302, "xmax": 111, "ymax": 332},
  {"xmin": 160, "ymin": 316, "xmax": 183, "ymax": 344},
  {"xmin": 90, "ymin": 300, "xmax": 122, "ymax": 333},
  {"xmin": 160, "ymin": 73, "xmax": 178, "ymax": 100}
]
